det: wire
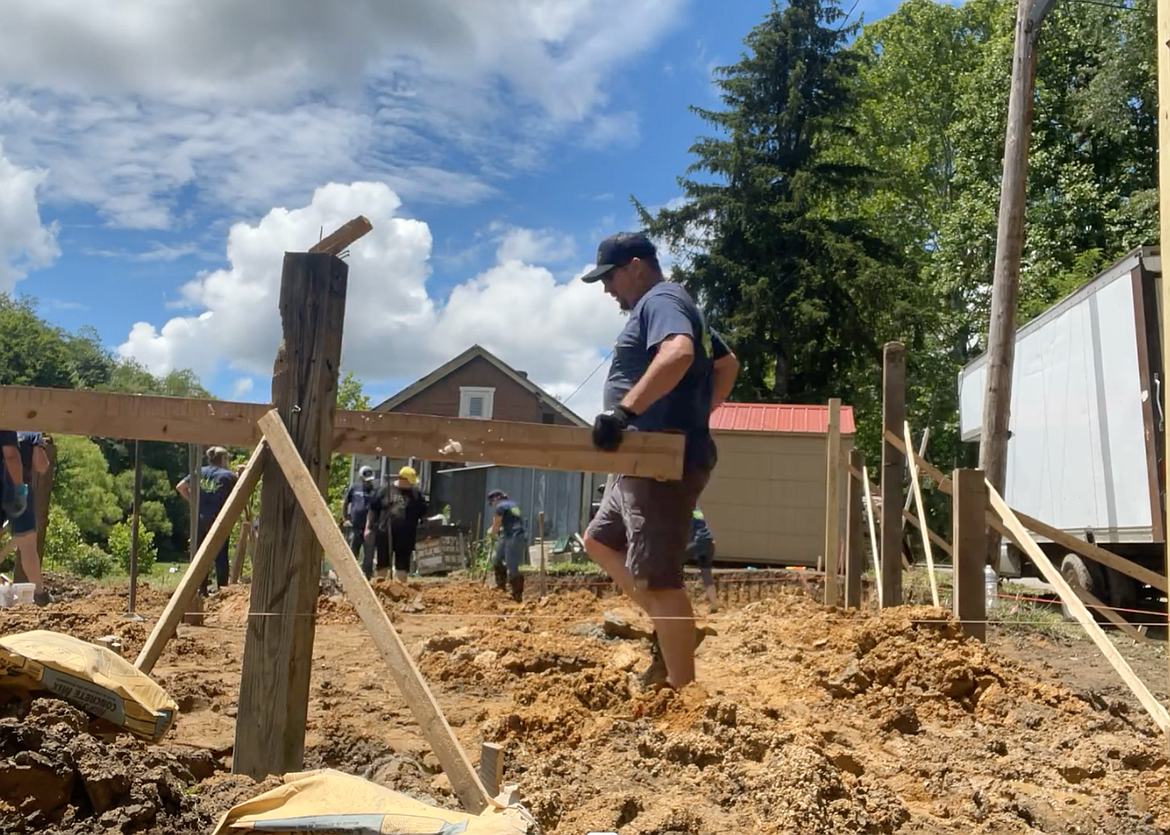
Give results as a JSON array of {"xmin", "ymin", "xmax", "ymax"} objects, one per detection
[{"xmin": 561, "ymin": 350, "xmax": 614, "ymax": 407}]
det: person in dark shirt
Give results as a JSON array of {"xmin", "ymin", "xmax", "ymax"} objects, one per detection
[
  {"xmin": 366, "ymin": 467, "xmax": 427, "ymax": 583},
  {"xmin": 176, "ymin": 446, "xmax": 238, "ymax": 595},
  {"xmin": 1, "ymin": 431, "xmax": 50, "ymax": 604},
  {"xmin": 688, "ymin": 508, "xmax": 718, "ymax": 612},
  {"xmin": 342, "ymin": 466, "xmax": 376, "ymax": 562},
  {"xmin": 488, "ymin": 489, "xmax": 527, "ymax": 602},
  {"xmin": 582, "ymin": 232, "xmax": 739, "ymax": 689}
]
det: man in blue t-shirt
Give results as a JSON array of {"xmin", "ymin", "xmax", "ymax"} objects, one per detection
[
  {"xmin": 488, "ymin": 489, "xmax": 527, "ymax": 602},
  {"xmin": 342, "ymin": 466, "xmax": 376, "ymax": 561},
  {"xmin": 1, "ymin": 431, "xmax": 49, "ymax": 604},
  {"xmin": 582, "ymin": 232, "xmax": 739, "ymax": 689},
  {"xmin": 176, "ymin": 446, "xmax": 238, "ymax": 595}
]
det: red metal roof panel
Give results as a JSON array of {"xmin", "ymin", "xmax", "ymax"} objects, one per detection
[{"xmin": 709, "ymin": 402, "xmax": 856, "ymax": 434}]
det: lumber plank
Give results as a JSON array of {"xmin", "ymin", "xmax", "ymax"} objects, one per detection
[
  {"xmin": 0, "ymin": 385, "xmax": 684, "ymax": 479},
  {"xmin": 987, "ymin": 483, "xmax": 1170, "ymax": 732},
  {"xmin": 823, "ymin": 398, "xmax": 842, "ymax": 607},
  {"xmin": 883, "ymin": 429, "xmax": 1168, "ymax": 594},
  {"xmin": 861, "ymin": 464, "xmax": 882, "ymax": 606},
  {"xmin": 308, "ymin": 216, "xmax": 373, "ymax": 256},
  {"xmin": 1074, "ymin": 586, "xmax": 1160, "ymax": 647},
  {"xmin": 135, "ymin": 441, "xmax": 266, "ymax": 673},
  {"xmin": 905, "ymin": 422, "xmax": 939, "ymax": 607},
  {"xmin": 952, "ymin": 470, "xmax": 987, "ymax": 641},
  {"xmin": 259, "ymin": 409, "xmax": 493, "ymax": 814},
  {"xmin": 901, "ymin": 509, "xmax": 954, "ymax": 556}
]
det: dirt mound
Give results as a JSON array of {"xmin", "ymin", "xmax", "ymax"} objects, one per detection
[
  {"xmin": 0, "ymin": 583, "xmax": 162, "ymax": 659},
  {"xmin": 0, "ymin": 698, "xmax": 215, "ymax": 834}
]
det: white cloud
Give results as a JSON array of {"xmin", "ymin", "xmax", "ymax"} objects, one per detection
[
  {"xmin": 495, "ymin": 226, "xmax": 576, "ymax": 265},
  {"xmin": 118, "ymin": 182, "xmax": 624, "ymax": 416},
  {"xmin": 231, "ymin": 377, "xmax": 254, "ymax": 399},
  {"xmin": 0, "ymin": 141, "xmax": 59, "ymax": 291},
  {"xmin": 0, "ymin": 0, "xmax": 686, "ymax": 228}
]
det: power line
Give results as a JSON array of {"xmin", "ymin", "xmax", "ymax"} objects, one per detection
[{"xmin": 562, "ymin": 350, "xmax": 614, "ymax": 407}]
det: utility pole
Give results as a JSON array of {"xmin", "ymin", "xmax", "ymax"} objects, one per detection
[
  {"xmin": 978, "ymin": 0, "xmax": 1058, "ymax": 564},
  {"xmin": 1155, "ymin": 0, "xmax": 1170, "ymax": 686}
]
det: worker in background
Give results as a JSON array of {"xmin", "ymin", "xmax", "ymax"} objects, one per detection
[
  {"xmin": 0, "ymin": 430, "xmax": 26, "ymax": 520},
  {"xmin": 488, "ymin": 489, "xmax": 527, "ymax": 602},
  {"xmin": 688, "ymin": 507, "xmax": 718, "ymax": 613},
  {"xmin": 176, "ymin": 446, "xmax": 238, "ymax": 595},
  {"xmin": 581, "ymin": 232, "xmax": 739, "ymax": 690},
  {"xmin": 1, "ymin": 431, "xmax": 48, "ymax": 605},
  {"xmin": 341, "ymin": 466, "xmax": 377, "ymax": 563},
  {"xmin": 366, "ymin": 467, "xmax": 427, "ymax": 583}
]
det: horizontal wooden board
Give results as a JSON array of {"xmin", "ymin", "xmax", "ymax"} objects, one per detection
[{"xmin": 0, "ymin": 385, "xmax": 683, "ymax": 479}]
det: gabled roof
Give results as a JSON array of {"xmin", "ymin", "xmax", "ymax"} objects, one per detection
[
  {"xmin": 710, "ymin": 402, "xmax": 856, "ymax": 435},
  {"xmin": 373, "ymin": 344, "xmax": 589, "ymax": 427}
]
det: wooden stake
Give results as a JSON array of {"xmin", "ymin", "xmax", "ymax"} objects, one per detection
[
  {"xmin": 900, "ymin": 427, "xmax": 929, "ymax": 534},
  {"xmin": 823, "ymin": 398, "xmax": 842, "ymax": 607},
  {"xmin": 538, "ymin": 511, "xmax": 547, "ymax": 598},
  {"xmin": 308, "ymin": 216, "xmax": 373, "ymax": 256},
  {"xmin": 987, "ymin": 481, "xmax": 1170, "ymax": 732},
  {"xmin": 861, "ymin": 464, "xmax": 882, "ymax": 607},
  {"xmin": 881, "ymin": 343, "xmax": 905, "ymax": 607},
  {"xmin": 129, "ymin": 440, "xmax": 142, "ymax": 615},
  {"xmin": 844, "ymin": 449, "xmax": 864, "ymax": 609},
  {"xmin": 235, "ymin": 252, "xmax": 348, "ymax": 781},
  {"xmin": 135, "ymin": 441, "xmax": 267, "ymax": 674},
  {"xmin": 259, "ymin": 409, "xmax": 494, "ymax": 813},
  {"xmin": 479, "ymin": 742, "xmax": 505, "ymax": 799},
  {"xmin": 900, "ymin": 509, "xmax": 953, "ymax": 556},
  {"xmin": 904, "ymin": 421, "xmax": 939, "ymax": 607},
  {"xmin": 230, "ymin": 519, "xmax": 250, "ymax": 585},
  {"xmin": 952, "ymin": 469, "xmax": 987, "ymax": 641}
]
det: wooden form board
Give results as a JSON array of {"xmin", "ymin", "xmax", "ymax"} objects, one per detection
[
  {"xmin": 0, "ymin": 385, "xmax": 683, "ymax": 479},
  {"xmin": 987, "ymin": 484, "xmax": 1170, "ymax": 732},
  {"xmin": 904, "ymin": 422, "xmax": 940, "ymax": 607},
  {"xmin": 258, "ymin": 409, "xmax": 493, "ymax": 813},
  {"xmin": 901, "ymin": 510, "xmax": 953, "ymax": 556},
  {"xmin": 823, "ymin": 398, "xmax": 842, "ymax": 606},
  {"xmin": 882, "ymin": 429, "xmax": 1168, "ymax": 594},
  {"xmin": 135, "ymin": 441, "xmax": 267, "ymax": 674}
]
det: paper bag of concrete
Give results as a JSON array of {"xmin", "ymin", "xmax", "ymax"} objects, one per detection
[
  {"xmin": 0, "ymin": 630, "xmax": 177, "ymax": 743},
  {"xmin": 212, "ymin": 769, "xmax": 534, "ymax": 834}
]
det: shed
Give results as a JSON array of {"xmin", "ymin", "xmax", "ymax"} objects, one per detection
[{"xmin": 702, "ymin": 402, "xmax": 856, "ymax": 567}]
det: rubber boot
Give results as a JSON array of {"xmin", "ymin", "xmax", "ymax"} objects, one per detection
[
  {"xmin": 494, "ymin": 563, "xmax": 508, "ymax": 591},
  {"xmin": 510, "ymin": 574, "xmax": 525, "ymax": 603}
]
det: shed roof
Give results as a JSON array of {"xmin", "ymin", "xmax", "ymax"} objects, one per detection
[{"xmin": 710, "ymin": 402, "xmax": 856, "ymax": 435}]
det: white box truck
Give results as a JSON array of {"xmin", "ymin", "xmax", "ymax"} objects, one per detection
[{"xmin": 958, "ymin": 247, "xmax": 1164, "ymax": 612}]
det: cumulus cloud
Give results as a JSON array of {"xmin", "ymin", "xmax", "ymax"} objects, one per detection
[
  {"xmin": 118, "ymin": 182, "xmax": 623, "ymax": 415},
  {"xmin": 0, "ymin": 141, "xmax": 59, "ymax": 291},
  {"xmin": 0, "ymin": 0, "xmax": 685, "ymax": 228},
  {"xmin": 495, "ymin": 226, "xmax": 576, "ymax": 265}
]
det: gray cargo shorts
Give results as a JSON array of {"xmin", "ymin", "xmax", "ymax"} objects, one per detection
[{"xmin": 585, "ymin": 467, "xmax": 710, "ymax": 591}]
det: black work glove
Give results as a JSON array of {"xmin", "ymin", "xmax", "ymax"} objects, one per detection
[
  {"xmin": 592, "ymin": 405, "xmax": 636, "ymax": 451},
  {"xmin": 2, "ymin": 483, "xmax": 27, "ymax": 519}
]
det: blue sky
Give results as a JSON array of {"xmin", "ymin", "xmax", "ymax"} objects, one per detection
[{"xmin": 0, "ymin": 0, "xmax": 903, "ymax": 417}]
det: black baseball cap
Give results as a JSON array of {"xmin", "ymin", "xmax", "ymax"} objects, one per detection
[{"xmin": 581, "ymin": 232, "xmax": 657, "ymax": 283}]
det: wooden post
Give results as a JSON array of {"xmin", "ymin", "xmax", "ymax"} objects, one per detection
[
  {"xmin": 187, "ymin": 444, "xmax": 201, "ymax": 559},
  {"xmin": 18, "ymin": 437, "xmax": 54, "ymax": 583},
  {"xmin": 259, "ymin": 409, "xmax": 494, "ymax": 813},
  {"xmin": 538, "ymin": 511, "xmax": 547, "ymax": 598},
  {"xmin": 844, "ymin": 448, "xmax": 864, "ymax": 608},
  {"xmin": 1157, "ymin": 0, "xmax": 1170, "ymax": 703},
  {"xmin": 823, "ymin": 398, "xmax": 842, "ymax": 607},
  {"xmin": 230, "ymin": 517, "xmax": 250, "ymax": 584},
  {"xmin": 978, "ymin": 0, "xmax": 1056, "ymax": 565},
  {"xmin": 135, "ymin": 442, "xmax": 266, "ymax": 674},
  {"xmin": 478, "ymin": 742, "xmax": 504, "ymax": 800},
  {"xmin": 234, "ymin": 252, "xmax": 348, "ymax": 780},
  {"xmin": 129, "ymin": 440, "xmax": 142, "ymax": 614},
  {"xmin": 905, "ymin": 421, "xmax": 939, "ymax": 607},
  {"xmin": 881, "ymin": 342, "xmax": 905, "ymax": 607},
  {"xmin": 952, "ymin": 469, "xmax": 987, "ymax": 641}
]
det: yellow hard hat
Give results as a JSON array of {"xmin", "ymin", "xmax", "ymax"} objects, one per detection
[{"xmin": 398, "ymin": 466, "xmax": 418, "ymax": 485}]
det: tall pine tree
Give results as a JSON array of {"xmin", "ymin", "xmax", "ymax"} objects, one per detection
[{"xmin": 638, "ymin": 0, "xmax": 919, "ymax": 405}]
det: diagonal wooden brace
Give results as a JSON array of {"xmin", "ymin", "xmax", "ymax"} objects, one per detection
[
  {"xmin": 257, "ymin": 409, "xmax": 495, "ymax": 814},
  {"xmin": 135, "ymin": 440, "xmax": 267, "ymax": 674}
]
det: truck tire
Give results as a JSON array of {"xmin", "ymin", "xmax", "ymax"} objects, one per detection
[
  {"xmin": 1059, "ymin": 553, "xmax": 1103, "ymax": 621},
  {"xmin": 1106, "ymin": 570, "xmax": 1139, "ymax": 614}
]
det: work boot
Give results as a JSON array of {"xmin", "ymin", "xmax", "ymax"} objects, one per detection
[
  {"xmin": 510, "ymin": 574, "xmax": 525, "ymax": 603},
  {"xmin": 494, "ymin": 563, "xmax": 508, "ymax": 591},
  {"xmin": 640, "ymin": 626, "xmax": 717, "ymax": 691},
  {"xmin": 33, "ymin": 591, "xmax": 51, "ymax": 607}
]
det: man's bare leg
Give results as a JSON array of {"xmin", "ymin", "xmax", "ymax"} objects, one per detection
[
  {"xmin": 14, "ymin": 532, "xmax": 43, "ymax": 593},
  {"xmin": 643, "ymin": 588, "xmax": 696, "ymax": 687},
  {"xmin": 583, "ymin": 533, "xmax": 653, "ymax": 611}
]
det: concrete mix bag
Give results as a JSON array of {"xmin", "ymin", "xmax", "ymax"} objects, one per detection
[
  {"xmin": 213, "ymin": 769, "xmax": 534, "ymax": 835},
  {"xmin": 0, "ymin": 630, "xmax": 177, "ymax": 742}
]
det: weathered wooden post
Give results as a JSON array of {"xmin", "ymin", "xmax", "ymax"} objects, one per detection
[
  {"xmin": 129, "ymin": 440, "xmax": 142, "ymax": 615},
  {"xmin": 881, "ymin": 342, "xmax": 905, "ymax": 607},
  {"xmin": 15, "ymin": 435, "xmax": 55, "ymax": 583},
  {"xmin": 823, "ymin": 398, "xmax": 842, "ymax": 607},
  {"xmin": 952, "ymin": 469, "xmax": 988, "ymax": 640},
  {"xmin": 844, "ymin": 448, "xmax": 864, "ymax": 609},
  {"xmin": 234, "ymin": 252, "xmax": 347, "ymax": 780}
]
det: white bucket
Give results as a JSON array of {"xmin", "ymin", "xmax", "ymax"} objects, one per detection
[
  {"xmin": 12, "ymin": 583, "xmax": 35, "ymax": 605},
  {"xmin": 0, "ymin": 585, "xmax": 14, "ymax": 609}
]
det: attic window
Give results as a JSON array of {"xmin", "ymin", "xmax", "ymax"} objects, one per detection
[{"xmin": 459, "ymin": 386, "xmax": 495, "ymax": 419}]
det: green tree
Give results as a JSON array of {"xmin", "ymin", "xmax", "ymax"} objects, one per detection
[
  {"xmin": 107, "ymin": 520, "xmax": 157, "ymax": 576},
  {"xmin": 329, "ymin": 372, "xmax": 371, "ymax": 520},
  {"xmin": 51, "ymin": 435, "xmax": 122, "ymax": 538}
]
